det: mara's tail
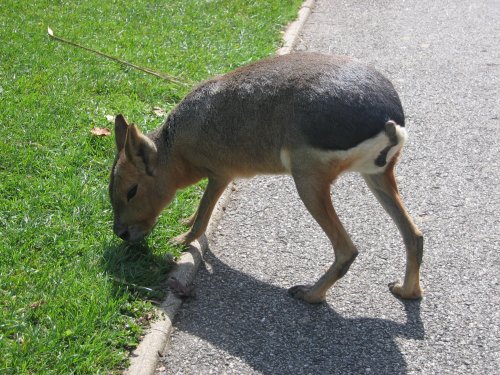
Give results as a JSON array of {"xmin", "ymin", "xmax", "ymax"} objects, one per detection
[{"xmin": 374, "ymin": 120, "xmax": 407, "ymax": 167}]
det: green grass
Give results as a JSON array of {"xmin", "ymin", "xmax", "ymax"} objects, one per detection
[{"xmin": 0, "ymin": 0, "xmax": 302, "ymax": 373}]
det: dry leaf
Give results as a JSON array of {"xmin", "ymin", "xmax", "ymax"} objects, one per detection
[
  {"xmin": 105, "ymin": 115, "xmax": 115, "ymax": 122},
  {"xmin": 153, "ymin": 106, "xmax": 166, "ymax": 117},
  {"xmin": 47, "ymin": 27, "xmax": 54, "ymax": 37},
  {"xmin": 30, "ymin": 300, "xmax": 45, "ymax": 309},
  {"xmin": 90, "ymin": 126, "xmax": 111, "ymax": 136}
]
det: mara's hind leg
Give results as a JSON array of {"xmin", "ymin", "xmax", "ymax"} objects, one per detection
[
  {"xmin": 289, "ymin": 162, "xmax": 358, "ymax": 303},
  {"xmin": 362, "ymin": 162, "xmax": 424, "ymax": 299}
]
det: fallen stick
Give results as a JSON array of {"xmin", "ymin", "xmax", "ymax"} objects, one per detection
[{"xmin": 47, "ymin": 27, "xmax": 190, "ymax": 86}]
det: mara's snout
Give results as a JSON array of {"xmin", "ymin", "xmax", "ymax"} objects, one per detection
[{"xmin": 112, "ymin": 219, "xmax": 157, "ymax": 243}]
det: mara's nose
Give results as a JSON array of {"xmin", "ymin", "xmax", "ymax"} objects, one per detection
[{"xmin": 113, "ymin": 223, "xmax": 130, "ymax": 241}]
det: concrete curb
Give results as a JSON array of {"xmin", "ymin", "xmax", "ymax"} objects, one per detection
[
  {"xmin": 277, "ymin": 0, "xmax": 315, "ymax": 55},
  {"xmin": 124, "ymin": 1, "xmax": 314, "ymax": 373},
  {"xmin": 124, "ymin": 184, "xmax": 233, "ymax": 375}
]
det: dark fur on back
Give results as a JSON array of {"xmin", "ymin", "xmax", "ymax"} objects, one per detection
[{"xmin": 166, "ymin": 53, "xmax": 404, "ymax": 152}]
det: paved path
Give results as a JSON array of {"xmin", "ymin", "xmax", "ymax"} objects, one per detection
[{"xmin": 157, "ymin": 1, "xmax": 499, "ymax": 374}]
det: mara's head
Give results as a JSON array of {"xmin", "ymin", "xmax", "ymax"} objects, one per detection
[{"xmin": 109, "ymin": 115, "xmax": 171, "ymax": 243}]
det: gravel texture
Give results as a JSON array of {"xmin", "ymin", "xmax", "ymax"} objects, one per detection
[{"xmin": 157, "ymin": 0, "xmax": 499, "ymax": 374}]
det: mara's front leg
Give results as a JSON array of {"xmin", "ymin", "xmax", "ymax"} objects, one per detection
[{"xmin": 170, "ymin": 176, "xmax": 230, "ymax": 246}]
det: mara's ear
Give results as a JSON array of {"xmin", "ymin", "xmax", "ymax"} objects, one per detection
[
  {"xmin": 124, "ymin": 124, "xmax": 158, "ymax": 176},
  {"xmin": 115, "ymin": 114, "xmax": 129, "ymax": 152}
]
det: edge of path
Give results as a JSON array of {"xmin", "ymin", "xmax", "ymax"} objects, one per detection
[{"xmin": 124, "ymin": 1, "xmax": 315, "ymax": 373}]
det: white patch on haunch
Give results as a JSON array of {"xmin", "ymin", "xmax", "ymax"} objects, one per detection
[
  {"xmin": 281, "ymin": 124, "xmax": 407, "ymax": 175},
  {"xmin": 327, "ymin": 124, "xmax": 407, "ymax": 174}
]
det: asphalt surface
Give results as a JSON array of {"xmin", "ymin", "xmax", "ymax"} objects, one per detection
[{"xmin": 157, "ymin": 1, "xmax": 499, "ymax": 374}]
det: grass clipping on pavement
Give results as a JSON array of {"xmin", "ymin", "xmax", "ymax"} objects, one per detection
[{"xmin": 0, "ymin": 0, "xmax": 303, "ymax": 373}]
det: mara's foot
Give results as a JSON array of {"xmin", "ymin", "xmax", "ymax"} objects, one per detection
[
  {"xmin": 388, "ymin": 281, "xmax": 423, "ymax": 300},
  {"xmin": 169, "ymin": 232, "xmax": 196, "ymax": 247},
  {"xmin": 288, "ymin": 285, "xmax": 326, "ymax": 304}
]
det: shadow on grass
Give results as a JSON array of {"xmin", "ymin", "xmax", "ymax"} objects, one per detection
[{"xmin": 101, "ymin": 241, "xmax": 175, "ymax": 302}]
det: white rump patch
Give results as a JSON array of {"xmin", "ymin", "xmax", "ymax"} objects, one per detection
[
  {"xmin": 281, "ymin": 124, "xmax": 408, "ymax": 175},
  {"xmin": 329, "ymin": 124, "xmax": 407, "ymax": 174}
]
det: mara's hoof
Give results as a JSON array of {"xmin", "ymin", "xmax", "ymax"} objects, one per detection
[
  {"xmin": 388, "ymin": 281, "xmax": 423, "ymax": 300},
  {"xmin": 288, "ymin": 285, "xmax": 326, "ymax": 304},
  {"xmin": 169, "ymin": 232, "xmax": 195, "ymax": 247}
]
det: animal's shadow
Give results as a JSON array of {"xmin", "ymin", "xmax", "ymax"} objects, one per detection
[
  {"xmin": 101, "ymin": 242, "xmax": 173, "ymax": 301},
  {"xmin": 168, "ymin": 241, "xmax": 424, "ymax": 374}
]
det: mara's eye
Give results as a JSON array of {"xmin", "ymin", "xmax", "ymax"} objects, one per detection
[{"xmin": 127, "ymin": 184, "xmax": 138, "ymax": 201}]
